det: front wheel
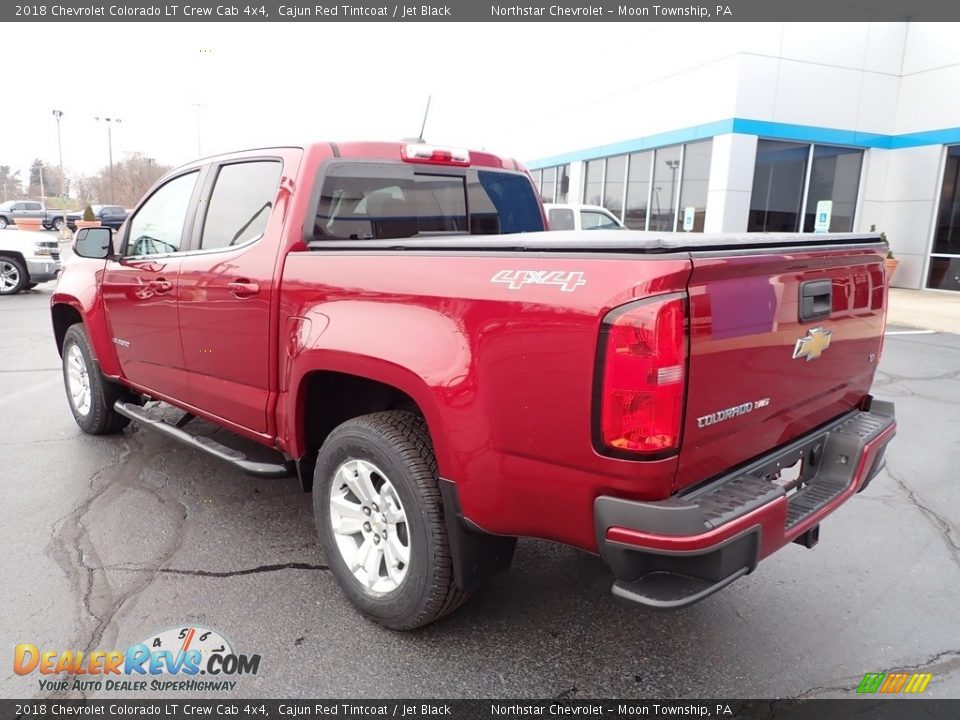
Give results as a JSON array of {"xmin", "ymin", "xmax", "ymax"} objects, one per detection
[
  {"xmin": 313, "ymin": 411, "xmax": 469, "ymax": 630},
  {"xmin": 61, "ymin": 324, "xmax": 130, "ymax": 434},
  {"xmin": 0, "ymin": 256, "xmax": 27, "ymax": 295},
  {"xmin": 53, "ymin": 218, "xmax": 65, "ymax": 232},
  {"xmin": 0, "ymin": 216, "xmax": 8, "ymax": 230}
]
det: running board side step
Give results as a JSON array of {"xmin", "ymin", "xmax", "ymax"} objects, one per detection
[
  {"xmin": 612, "ymin": 566, "xmax": 750, "ymax": 610},
  {"xmin": 113, "ymin": 401, "xmax": 295, "ymax": 479}
]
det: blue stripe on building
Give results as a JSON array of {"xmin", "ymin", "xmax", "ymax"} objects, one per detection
[{"xmin": 526, "ymin": 118, "xmax": 960, "ymax": 169}]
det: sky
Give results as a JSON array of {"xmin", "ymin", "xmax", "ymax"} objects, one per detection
[{"xmin": 2, "ymin": 22, "xmax": 770, "ymax": 187}]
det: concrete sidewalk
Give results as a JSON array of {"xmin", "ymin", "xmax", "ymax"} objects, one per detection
[{"xmin": 888, "ymin": 288, "xmax": 960, "ymax": 334}]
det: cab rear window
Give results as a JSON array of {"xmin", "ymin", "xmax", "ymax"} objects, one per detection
[{"xmin": 313, "ymin": 163, "xmax": 543, "ymax": 241}]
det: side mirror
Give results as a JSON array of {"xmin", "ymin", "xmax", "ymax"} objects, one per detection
[{"xmin": 74, "ymin": 227, "xmax": 114, "ymax": 260}]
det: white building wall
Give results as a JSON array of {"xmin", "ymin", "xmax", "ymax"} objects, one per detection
[
  {"xmin": 528, "ymin": 22, "xmax": 960, "ymax": 290},
  {"xmin": 877, "ymin": 146, "xmax": 945, "ymax": 289},
  {"xmin": 704, "ymin": 134, "xmax": 757, "ymax": 232}
]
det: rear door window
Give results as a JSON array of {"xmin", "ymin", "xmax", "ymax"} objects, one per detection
[
  {"xmin": 314, "ymin": 163, "xmax": 543, "ymax": 241},
  {"xmin": 201, "ymin": 160, "xmax": 282, "ymax": 250}
]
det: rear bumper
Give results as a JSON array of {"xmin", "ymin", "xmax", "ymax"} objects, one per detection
[{"xmin": 594, "ymin": 401, "xmax": 896, "ymax": 609}]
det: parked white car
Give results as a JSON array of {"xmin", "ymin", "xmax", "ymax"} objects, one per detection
[
  {"xmin": 543, "ymin": 203, "xmax": 626, "ymax": 231},
  {"xmin": 0, "ymin": 230, "xmax": 61, "ymax": 295}
]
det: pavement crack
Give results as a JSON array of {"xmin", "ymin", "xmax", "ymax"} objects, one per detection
[
  {"xmin": 896, "ymin": 648, "xmax": 960, "ymax": 674},
  {"xmin": 885, "ymin": 463, "xmax": 960, "ymax": 564},
  {"xmin": 0, "ymin": 434, "xmax": 83, "ymax": 446},
  {"xmin": 789, "ymin": 649, "xmax": 960, "ymax": 698},
  {"xmin": 103, "ymin": 562, "xmax": 329, "ymax": 577},
  {"xmin": 789, "ymin": 682, "xmax": 855, "ymax": 699},
  {"xmin": 42, "ymin": 435, "xmax": 189, "ymax": 701}
]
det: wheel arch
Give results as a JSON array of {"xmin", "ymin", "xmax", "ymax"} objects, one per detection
[
  {"xmin": 292, "ymin": 367, "xmax": 449, "ymax": 492},
  {"xmin": 49, "ymin": 297, "xmax": 121, "ymax": 377},
  {"xmin": 51, "ymin": 303, "xmax": 83, "ymax": 357}
]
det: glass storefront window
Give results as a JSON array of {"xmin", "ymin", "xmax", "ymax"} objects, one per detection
[
  {"xmin": 928, "ymin": 146, "xmax": 960, "ymax": 291},
  {"xmin": 541, "ymin": 166, "xmax": 557, "ymax": 204},
  {"xmin": 803, "ymin": 146, "xmax": 863, "ymax": 232},
  {"xmin": 933, "ymin": 146, "xmax": 960, "ymax": 257},
  {"xmin": 583, "ymin": 159, "xmax": 603, "ymax": 206},
  {"xmin": 677, "ymin": 140, "xmax": 712, "ymax": 232},
  {"xmin": 556, "ymin": 164, "xmax": 570, "ymax": 203},
  {"xmin": 624, "ymin": 151, "xmax": 652, "ymax": 230},
  {"xmin": 748, "ymin": 140, "xmax": 809, "ymax": 232},
  {"xmin": 927, "ymin": 257, "xmax": 960, "ymax": 292},
  {"xmin": 650, "ymin": 146, "xmax": 681, "ymax": 232},
  {"xmin": 604, "ymin": 155, "xmax": 627, "ymax": 219}
]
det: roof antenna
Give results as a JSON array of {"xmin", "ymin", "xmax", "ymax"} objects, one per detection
[{"xmin": 417, "ymin": 95, "xmax": 432, "ymax": 143}]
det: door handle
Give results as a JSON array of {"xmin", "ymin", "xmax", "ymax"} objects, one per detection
[
  {"xmin": 228, "ymin": 281, "xmax": 260, "ymax": 298},
  {"xmin": 149, "ymin": 279, "xmax": 173, "ymax": 294},
  {"xmin": 799, "ymin": 279, "xmax": 832, "ymax": 322}
]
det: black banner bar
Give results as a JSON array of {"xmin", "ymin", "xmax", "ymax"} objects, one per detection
[
  {"xmin": 3, "ymin": 0, "xmax": 959, "ymax": 22},
  {"xmin": 3, "ymin": 700, "xmax": 958, "ymax": 720}
]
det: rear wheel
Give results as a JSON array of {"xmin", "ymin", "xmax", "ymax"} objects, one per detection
[
  {"xmin": 0, "ymin": 256, "xmax": 26, "ymax": 295},
  {"xmin": 313, "ymin": 411, "xmax": 469, "ymax": 630},
  {"xmin": 0, "ymin": 217, "xmax": 8, "ymax": 229},
  {"xmin": 62, "ymin": 324, "xmax": 130, "ymax": 434},
  {"xmin": 53, "ymin": 218, "xmax": 65, "ymax": 232}
]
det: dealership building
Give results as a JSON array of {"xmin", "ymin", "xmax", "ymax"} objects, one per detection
[{"xmin": 525, "ymin": 23, "xmax": 960, "ymax": 292}]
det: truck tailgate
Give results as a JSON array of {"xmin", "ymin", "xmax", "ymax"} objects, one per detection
[{"xmin": 675, "ymin": 242, "xmax": 887, "ymax": 491}]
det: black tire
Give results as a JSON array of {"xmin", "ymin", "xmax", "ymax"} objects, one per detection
[
  {"xmin": 61, "ymin": 324, "xmax": 130, "ymax": 435},
  {"xmin": 0, "ymin": 216, "xmax": 8, "ymax": 230},
  {"xmin": 313, "ymin": 411, "xmax": 469, "ymax": 630},
  {"xmin": 53, "ymin": 218, "xmax": 65, "ymax": 232},
  {"xmin": 0, "ymin": 255, "xmax": 27, "ymax": 295}
]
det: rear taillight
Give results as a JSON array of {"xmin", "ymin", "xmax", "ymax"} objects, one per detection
[
  {"xmin": 596, "ymin": 294, "xmax": 687, "ymax": 456},
  {"xmin": 401, "ymin": 143, "xmax": 470, "ymax": 166}
]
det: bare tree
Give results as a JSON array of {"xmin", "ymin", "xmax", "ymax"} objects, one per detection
[
  {"xmin": 73, "ymin": 154, "xmax": 171, "ymax": 208},
  {"xmin": 0, "ymin": 165, "xmax": 24, "ymax": 202}
]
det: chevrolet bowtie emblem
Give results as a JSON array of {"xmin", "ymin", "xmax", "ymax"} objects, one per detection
[{"xmin": 793, "ymin": 327, "xmax": 833, "ymax": 361}]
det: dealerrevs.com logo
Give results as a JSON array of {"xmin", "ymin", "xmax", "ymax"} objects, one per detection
[{"xmin": 15, "ymin": 625, "xmax": 261, "ymax": 693}]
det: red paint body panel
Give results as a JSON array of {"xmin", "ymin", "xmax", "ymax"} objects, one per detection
[
  {"xmin": 51, "ymin": 140, "xmax": 891, "ymax": 560},
  {"xmin": 278, "ymin": 253, "xmax": 691, "ymax": 549},
  {"xmin": 676, "ymin": 248, "xmax": 887, "ymax": 491}
]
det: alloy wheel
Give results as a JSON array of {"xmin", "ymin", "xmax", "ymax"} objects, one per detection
[
  {"xmin": 0, "ymin": 260, "xmax": 21, "ymax": 293},
  {"xmin": 328, "ymin": 458, "xmax": 411, "ymax": 594},
  {"xmin": 66, "ymin": 344, "xmax": 92, "ymax": 416}
]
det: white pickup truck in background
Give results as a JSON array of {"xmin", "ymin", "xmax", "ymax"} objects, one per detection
[
  {"xmin": 543, "ymin": 203, "xmax": 626, "ymax": 231},
  {"xmin": 0, "ymin": 231, "xmax": 61, "ymax": 295}
]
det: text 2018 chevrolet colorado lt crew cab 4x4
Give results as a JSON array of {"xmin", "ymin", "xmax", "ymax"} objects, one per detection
[{"xmin": 51, "ymin": 141, "xmax": 896, "ymax": 629}]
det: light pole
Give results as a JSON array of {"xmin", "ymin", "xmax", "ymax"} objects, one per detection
[
  {"xmin": 52, "ymin": 110, "xmax": 68, "ymax": 238},
  {"xmin": 94, "ymin": 116, "xmax": 122, "ymax": 203}
]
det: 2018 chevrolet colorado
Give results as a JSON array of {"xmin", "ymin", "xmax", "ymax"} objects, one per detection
[{"xmin": 51, "ymin": 141, "xmax": 896, "ymax": 629}]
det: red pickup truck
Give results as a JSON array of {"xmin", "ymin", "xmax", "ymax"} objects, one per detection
[{"xmin": 52, "ymin": 141, "xmax": 896, "ymax": 629}]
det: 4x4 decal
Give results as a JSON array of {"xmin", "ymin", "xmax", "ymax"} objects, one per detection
[{"xmin": 490, "ymin": 269, "xmax": 587, "ymax": 292}]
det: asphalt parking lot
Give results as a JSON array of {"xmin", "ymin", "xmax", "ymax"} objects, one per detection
[{"xmin": 1, "ymin": 282, "xmax": 959, "ymax": 700}]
